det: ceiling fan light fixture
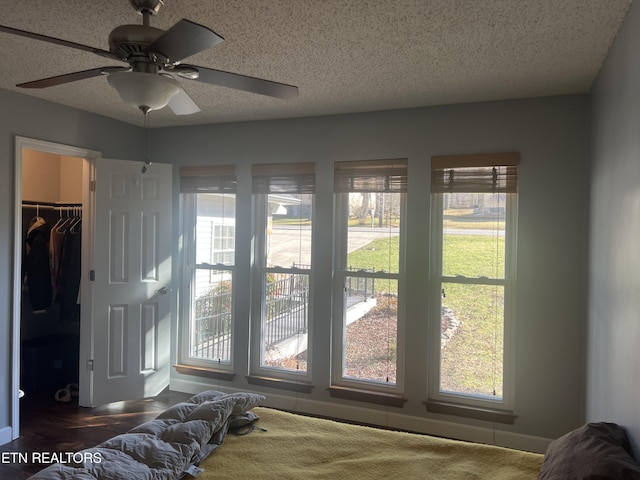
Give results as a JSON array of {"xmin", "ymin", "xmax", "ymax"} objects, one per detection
[{"xmin": 107, "ymin": 71, "xmax": 180, "ymax": 112}]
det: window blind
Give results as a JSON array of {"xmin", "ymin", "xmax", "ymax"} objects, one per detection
[
  {"xmin": 334, "ymin": 158, "xmax": 408, "ymax": 193},
  {"xmin": 431, "ymin": 152, "xmax": 519, "ymax": 193},
  {"xmin": 179, "ymin": 165, "xmax": 237, "ymax": 193},
  {"xmin": 252, "ymin": 163, "xmax": 315, "ymax": 194}
]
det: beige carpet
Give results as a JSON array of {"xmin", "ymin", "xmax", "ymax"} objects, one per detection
[{"xmin": 198, "ymin": 407, "xmax": 544, "ymax": 479}]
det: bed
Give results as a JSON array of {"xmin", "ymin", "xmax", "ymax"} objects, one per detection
[
  {"xmin": 200, "ymin": 407, "xmax": 640, "ymax": 479},
  {"xmin": 27, "ymin": 390, "xmax": 640, "ymax": 479},
  {"xmin": 201, "ymin": 406, "xmax": 543, "ymax": 480}
]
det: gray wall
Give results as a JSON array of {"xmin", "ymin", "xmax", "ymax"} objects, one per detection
[
  {"xmin": 0, "ymin": 89, "xmax": 143, "ymax": 431},
  {"xmin": 153, "ymin": 94, "xmax": 591, "ymax": 440},
  {"xmin": 589, "ymin": 0, "xmax": 640, "ymax": 457}
]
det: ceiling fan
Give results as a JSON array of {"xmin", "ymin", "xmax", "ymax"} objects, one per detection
[{"xmin": 0, "ymin": 0, "xmax": 299, "ymax": 116}]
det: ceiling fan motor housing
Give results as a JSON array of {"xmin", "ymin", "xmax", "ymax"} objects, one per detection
[{"xmin": 109, "ymin": 25, "xmax": 164, "ymax": 63}]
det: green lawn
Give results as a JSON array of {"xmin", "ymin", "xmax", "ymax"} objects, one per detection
[
  {"xmin": 347, "ymin": 237, "xmax": 399, "ymax": 276},
  {"xmin": 443, "ymin": 235, "xmax": 505, "ymax": 278},
  {"xmin": 440, "ymin": 279, "xmax": 504, "ymax": 398},
  {"xmin": 444, "ymin": 208, "xmax": 505, "ymax": 230}
]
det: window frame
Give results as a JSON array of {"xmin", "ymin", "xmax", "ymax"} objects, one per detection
[
  {"xmin": 179, "ymin": 192, "xmax": 236, "ymax": 371},
  {"xmin": 178, "ymin": 166, "xmax": 237, "ymax": 373},
  {"xmin": 249, "ymin": 164, "xmax": 315, "ymax": 384},
  {"xmin": 427, "ymin": 154, "xmax": 518, "ymax": 415},
  {"xmin": 330, "ymin": 159, "xmax": 408, "ymax": 398}
]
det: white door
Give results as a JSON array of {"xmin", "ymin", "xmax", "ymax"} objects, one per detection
[{"xmin": 89, "ymin": 158, "xmax": 172, "ymax": 406}]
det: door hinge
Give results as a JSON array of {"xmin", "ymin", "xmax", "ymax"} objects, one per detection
[
  {"xmin": 89, "ymin": 180, "xmax": 96, "ymax": 192},
  {"xmin": 87, "ymin": 359, "xmax": 94, "ymax": 371},
  {"xmin": 89, "ymin": 270, "xmax": 95, "ymax": 281}
]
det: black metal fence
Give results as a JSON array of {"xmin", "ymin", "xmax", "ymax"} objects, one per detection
[
  {"xmin": 345, "ymin": 268, "xmax": 375, "ymax": 308},
  {"xmin": 192, "ymin": 291, "xmax": 232, "ymax": 361},
  {"xmin": 192, "ymin": 274, "xmax": 311, "ymax": 360},
  {"xmin": 264, "ymin": 274, "xmax": 309, "ymax": 347},
  {"xmin": 345, "ymin": 276, "xmax": 375, "ymax": 308},
  {"xmin": 193, "ymin": 268, "xmax": 378, "ymax": 360}
]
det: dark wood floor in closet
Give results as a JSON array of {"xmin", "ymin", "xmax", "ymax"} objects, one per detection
[{"xmin": 0, "ymin": 389, "xmax": 192, "ymax": 479}]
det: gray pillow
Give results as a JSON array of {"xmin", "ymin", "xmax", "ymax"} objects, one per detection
[{"xmin": 538, "ymin": 422, "xmax": 640, "ymax": 479}]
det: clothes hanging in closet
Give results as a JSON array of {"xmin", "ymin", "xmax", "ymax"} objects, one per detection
[
  {"xmin": 55, "ymin": 220, "xmax": 82, "ymax": 322},
  {"xmin": 50, "ymin": 212, "xmax": 82, "ymax": 322},
  {"xmin": 23, "ymin": 216, "xmax": 52, "ymax": 313}
]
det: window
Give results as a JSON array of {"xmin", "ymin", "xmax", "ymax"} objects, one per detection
[
  {"xmin": 429, "ymin": 153, "xmax": 518, "ymax": 415},
  {"xmin": 179, "ymin": 166, "xmax": 236, "ymax": 369},
  {"xmin": 331, "ymin": 159, "xmax": 407, "ymax": 400},
  {"xmin": 250, "ymin": 163, "xmax": 315, "ymax": 382}
]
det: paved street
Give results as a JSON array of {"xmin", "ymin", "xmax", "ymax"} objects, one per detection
[
  {"xmin": 266, "ymin": 226, "xmax": 502, "ymax": 267},
  {"xmin": 267, "ymin": 226, "xmax": 389, "ymax": 267}
]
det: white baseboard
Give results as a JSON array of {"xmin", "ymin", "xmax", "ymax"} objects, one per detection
[
  {"xmin": 170, "ymin": 377, "xmax": 552, "ymax": 454},
  {"xmin": 0, "ymin": 426, "xmax": 13, "ymax": 447}
]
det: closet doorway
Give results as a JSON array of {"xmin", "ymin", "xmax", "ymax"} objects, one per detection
[
  {"xmin": 11, "ymin": 136, "xmax": 173, "ymax": 441},
  {"xmin": 11, "ymin": 137, "xmax": 98, "ymax": 440},
  {"xmin": 21, "ymin": 154, "xmax": 84, "ymax": 394}
]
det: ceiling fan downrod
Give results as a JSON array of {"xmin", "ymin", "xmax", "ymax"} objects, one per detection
[{"xmin": 129, "ymin": 0, "xmax": 164, "ymax": 23}]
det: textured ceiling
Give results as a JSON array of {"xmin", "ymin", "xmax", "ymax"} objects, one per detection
[{"xmin": 0, "ymin": 0, "xmax": 631, "ymax": 128}]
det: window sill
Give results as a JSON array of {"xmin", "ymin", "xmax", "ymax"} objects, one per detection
[
  {"xmin": 424, "ymin": 399, "xmax": 517, "ymax": 424},
  {"xmin": 329, "ymin": 386, "xmax": 406, "ymax": 408},
  {"xmin": 246, "ymin": 375, "xmax": 314, "ymax": 394},
  {"xmin": 174, "ymin": 364, "xmax": 235, "ymax": 382}
]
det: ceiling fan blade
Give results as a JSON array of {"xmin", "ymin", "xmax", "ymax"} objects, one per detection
[
  {"xmin": 146, "ymin": 19, "xmax": 224, "ymax": 63},
  {"xmin": 183, "ymin": 64, "xmax": 299, "ymax": 99},
  {"xmin": 17, "ymin": 66, "xmax": 128, "ymax": 88},
  {"xmin": 0, "ymin": 24, "xmax": 120, "ymax": 61},
  {"xmin": 168, "ymin": 87, "xmax": 201, "ymax": 115}
]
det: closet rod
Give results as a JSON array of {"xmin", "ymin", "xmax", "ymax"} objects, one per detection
[{"xmin": 22, "ymin": 200, "xmax": 82, "ymax": 209}]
